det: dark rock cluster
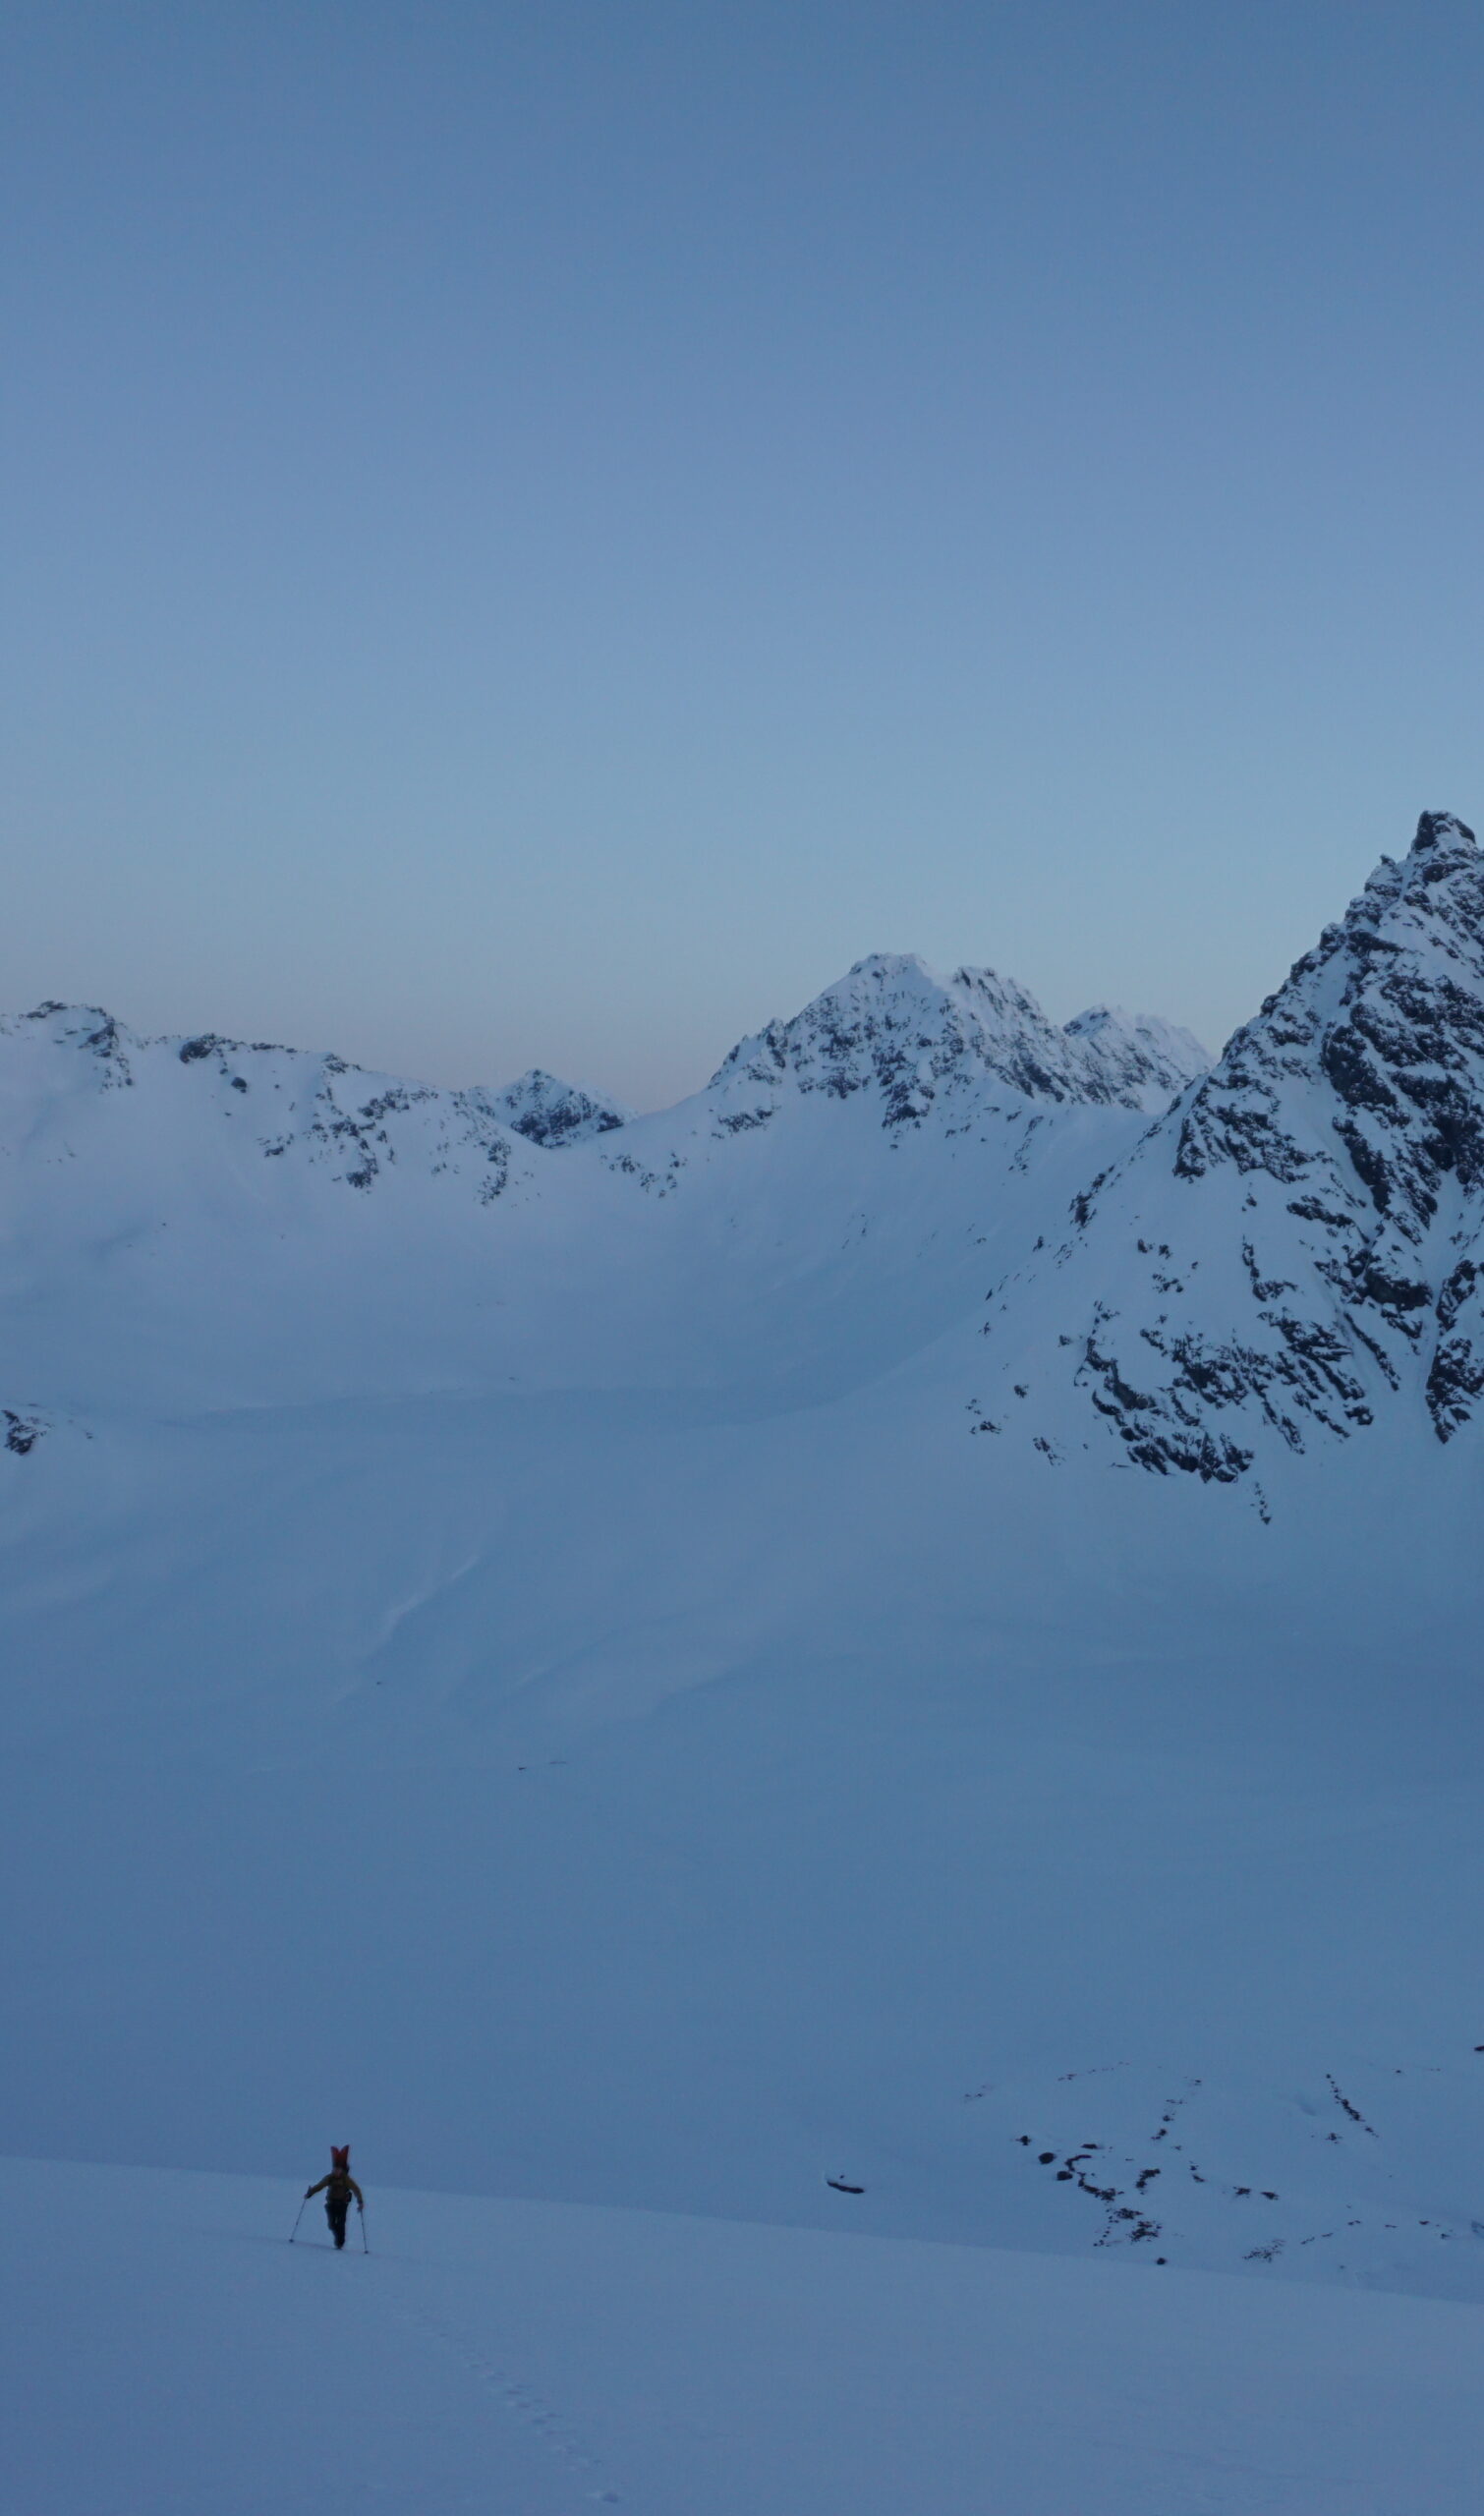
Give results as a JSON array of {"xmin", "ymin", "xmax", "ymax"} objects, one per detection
[{"xmin": 1055, "ymin": 814, "xmax": 1484, "ymax": 1475}]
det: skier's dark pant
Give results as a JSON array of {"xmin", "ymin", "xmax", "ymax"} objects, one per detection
[{"xmin": 326, "ymin": 2195, "xmax": 349, "ymax": 2249}]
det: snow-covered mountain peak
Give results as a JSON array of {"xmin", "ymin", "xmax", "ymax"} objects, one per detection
[
  {"xmin": 710, "ymin": 951, "xmax": 1208, "ymax": 1130},
  {"xmin": 482, "ymin": 1067, "xmax": 633, "ymax": 1148},
  {"xmin": 5, "ymin": 1000, "xmax": 140, "ymax": 1086},
  {"xmin": 980, "ymin": 810, "xmax": 1484, "ymax": 1485},
  {"xmin": 0, "ymin": 1001, "xmax": 527, "ymax": 1205},
  {"xmin": 1062, "ymin": 1003, "xmax": 1212, "ymax": 1110}
]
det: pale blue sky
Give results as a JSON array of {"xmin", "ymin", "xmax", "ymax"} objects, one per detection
[{"xmin": 5, "ymin": 2, "xmax": 1482, "ymax": 1105}]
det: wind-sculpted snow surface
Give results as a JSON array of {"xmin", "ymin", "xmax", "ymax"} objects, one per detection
[{"xmin": 978, "ymin": 813, "xmax": 1484, "ymax": 1485}]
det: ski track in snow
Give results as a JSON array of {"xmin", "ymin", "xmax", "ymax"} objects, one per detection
[
  {"xmin": 10, "ymin": 2158, "xmax": 1484, "ymax": 2516},
  {"xmin": 375, "ymin": 2281, "xmax": 627, "ymax": 2508}
]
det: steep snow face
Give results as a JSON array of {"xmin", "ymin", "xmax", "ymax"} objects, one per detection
[
  {"xmin": 709, "ymin": 952, "xmax": 1210, "ymax": 1133},
  {"xmin": 977, "ymin": 813, "xmax": 1484, "ymax": 1485},
  {"xmin": 485, "ymin": 1067, "xmax": 633, "ymax": 1147}
]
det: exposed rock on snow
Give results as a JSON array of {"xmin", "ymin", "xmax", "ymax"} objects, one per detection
[
  {"xmin": 1064, "ymin": 1004, "xmax": 1214, "ymax": 1112},
  {"xmin": 485, "ymin": 1067, "xmax": 633, "ymax": 1147},
  {"xmin": 0, "ymin": 1004, "xmax": 526, "ymax": 1203},
  {"xmin": 13, "ymin": 820, "xmax": 1484, "ymax": 1492},
  {"xmin": 711, "ymin": 952, "xmax": 1209, "ymax": 1133},
  {"xmin": 18, "ymin": 1000, "xmax": 137, "ymax": 1087},
  {"xmin": 983, "ymin": 812, "xmax": 1484, "ymax": 1479}
]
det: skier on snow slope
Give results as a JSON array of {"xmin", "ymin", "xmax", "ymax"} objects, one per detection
[{"xmin": 304, "ymin": 2145, "xmax": 364, "ymax": 2250}]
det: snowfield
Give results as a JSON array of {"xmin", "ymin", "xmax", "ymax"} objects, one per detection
[
  {"xmin": 10, "ymin": 2156, "xmax": 1484, "ymax": 2515},
  {"xmin": 6, "ymin": 815, "xmax": 1484, "ymax": 2505}
]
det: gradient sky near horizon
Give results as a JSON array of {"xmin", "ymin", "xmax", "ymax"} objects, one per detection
[{"xmin": 5, "ymin": 2, "xmax": 1483, "ymax": 1107}]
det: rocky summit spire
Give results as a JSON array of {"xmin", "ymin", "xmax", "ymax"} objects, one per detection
[{"xmin": 979, "ymin": 812, "xmax": 1484, "ymax": 1483}]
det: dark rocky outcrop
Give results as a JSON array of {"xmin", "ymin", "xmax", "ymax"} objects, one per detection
[{"xmin": 1001, "ymin": 814, "xmax": 1484, "ymax": 1478}]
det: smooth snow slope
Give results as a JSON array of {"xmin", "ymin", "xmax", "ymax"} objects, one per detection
[
  {"xmin": 4, "ymin": 824, "xmax": 1484, "ymax": 2323},
  {"xmin": 5, "ymin": 1390, "xmax": 1483, "ymax": 2301},
  {"xmin": 9, "ymin": 2156, "xmax": 1484, "ymax": 2515}
]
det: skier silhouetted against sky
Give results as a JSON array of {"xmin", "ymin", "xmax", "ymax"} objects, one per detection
[{"xmin": 304, "ymin": 2145, "xmax": 364, "ymax": 2249}]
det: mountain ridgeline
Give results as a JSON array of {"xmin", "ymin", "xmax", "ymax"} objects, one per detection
[
  {"xmin": 709, "ymin": 953, "xmax": 1208, "ymax": 1125},
  {"xmin": 4, "ymin": 812, "xmax": 1483, "ymax": 1502}
]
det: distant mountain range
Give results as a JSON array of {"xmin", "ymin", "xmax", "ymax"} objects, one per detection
[
  {"xmin": 7, "ymin": 810, "xmax": 1482, "ymax": 1491},
  {"xmin": 3, "ymin": 944, "xmax": 1208, "ymax": 1201},
  {"xmin": 1, "ymin": 916, "xmax": 1215, "ymax": 1424}
]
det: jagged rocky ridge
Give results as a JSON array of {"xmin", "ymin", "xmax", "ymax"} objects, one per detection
[
  {"xmin": 14, "ymin": 820, "xmax": 1484, "ymax": 1495},
  {"xmin": 486, "ymin": 1067, "xmax": 634, "ymax": 1148},
  {"xmin": 710, "ymin": 953, "xmax": 1209, "ymax": 1132},
  {"xmin": 1, "ymin": 953, "xmax": 1206, "ymax": 1215},
  {"xmin": 980, "ymin": 814, "xmax": 1484, "ymax": 1481}
]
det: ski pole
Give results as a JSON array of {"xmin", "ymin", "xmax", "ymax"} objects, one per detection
[
  {"xmin": 289, "ymin": 2195, "xmax": 309, "ymax": 2244},
  {"xmin": 360, "ymin": 2202, "xmax": 370, "ymax": 2256}
]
